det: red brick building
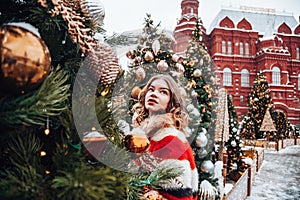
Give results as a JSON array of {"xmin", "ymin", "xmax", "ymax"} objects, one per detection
[{"xmin": 174, "ymin": 0, "xmax": 300, "ymax": 126}]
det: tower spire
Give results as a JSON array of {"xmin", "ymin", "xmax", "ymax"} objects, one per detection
[
  {"xmin": 181, "ymin": 0, "xmax": 199, "ymax": 16},
  {"xmin": 174, "ymin": 0, "xmax": 200, "ymax": 54}
]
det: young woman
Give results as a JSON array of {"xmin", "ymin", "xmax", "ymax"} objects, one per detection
[{"xmin": 133, "ymin": 74, "xmax": 198, "ymax": 200}]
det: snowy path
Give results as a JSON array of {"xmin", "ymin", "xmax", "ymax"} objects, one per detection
[{"xmin": 246, "ymin": 145, "xmax": 300, "ymax": 200}]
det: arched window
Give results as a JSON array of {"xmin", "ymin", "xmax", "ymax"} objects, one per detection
[
  {"xmin": 223, "ymin": 68, "xmax": 232, "ymax": 86},
  {"xmin": 241, "ymin": 69, "xmax": 249, "ymax": 86},
  {"xmin": 228, "ymin": 41, "xmax": 232, "ymax": 55},
  {"xmin": 222, "ymin": 40, "xmax": 226, "ymax": 54},
  {"xmin": 240, "ymin": 42, "xmax": 244, "ymax": 55},
  {"xmin": 272, "ymin": 67, "xmax": 281, "ymax": 85},
  {"xmin": 296, "ymin": 47, "xmax": 299, "ymax": 60},
  {"xmin": 298, "ymin": 74, "xmax": 300, "ymax": 90},
  {"xmin": 245, "ymin": 43, "xmax": 249, "ymax": 56}
]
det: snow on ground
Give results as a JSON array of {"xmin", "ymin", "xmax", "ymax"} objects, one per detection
[{"xmin": 246, "ymin": 145, "xmax": 300, "ymax": 200}]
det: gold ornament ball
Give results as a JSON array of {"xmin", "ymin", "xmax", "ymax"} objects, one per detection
[
  {"xmin": 144, "ymin": 51, "xmax": 154, "ymax": 61},
  {"xmin": 0, "ymin": 23, "xmax": 51, "ymax": 94},
  {"xmin": 124, "ymin": 134, "xmax": 150, "ymax": 153},
  {"xmin": 131, "ymin": 86, "xmax": 141, "ymax": 100}
]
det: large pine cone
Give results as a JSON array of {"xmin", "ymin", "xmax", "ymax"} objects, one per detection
[{"xmin": 87, "ymin": 43, "xmax": 120, "ymax": 86}]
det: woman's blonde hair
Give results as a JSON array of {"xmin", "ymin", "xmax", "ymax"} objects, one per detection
[{"xmin": 133, "ymin": 74, "xmax": 189, "ymax": 132}]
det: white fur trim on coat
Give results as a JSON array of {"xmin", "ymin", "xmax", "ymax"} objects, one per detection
[{"xmin": 151, "ymin": 127, "xmax": 187, "ymax": 143}]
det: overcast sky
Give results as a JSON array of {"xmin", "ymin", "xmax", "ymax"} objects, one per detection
[{"xmin": 101, "ymin": 0, "xmax": 300, "ymax": 35}]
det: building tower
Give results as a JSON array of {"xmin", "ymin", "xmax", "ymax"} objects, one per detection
[{"xmin": 174, "ymin": 0, "xmax": 206, "ymax": 55}]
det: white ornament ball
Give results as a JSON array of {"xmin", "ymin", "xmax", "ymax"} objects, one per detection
[
  {"xmin": 179, "ymin": 87, "xmax": 187, "ymax": 98},
  {"xmin": 193, "ymin": 69, "xmax": 202, "ymax": 77},
  {"xmin": 157, "ymin": 60, "xmax": 168, "ymax": 71},
  {"xmin": 197, "ymin": 149, "xmax": 208, "ymax": 158},
  {"xmin": 176, "ymin": 63, "xmax": 185, "ymax": 73},
  {"xmin": 172, "ymin": 54, "xmax": 179, "ymax": 62},
  {"xmin": 231, "ymin": 140, "xmax": 237, "ymax": 147},
  {"xmin": 136, "ymin": 67, "xmax": 146, "ymax": 82},
  {"xmin": 195, "ymin": 132, "xmax": 208, "ymax": 147},
  {"xmin": 185, "ymin": 127, "xmax": 192, "ymax": 137},
  {"xmin": 191, "ymin": 90, "xmax": 199, "ymax": 98},
  {"xmin": 186, "ymin": 104, "xmax": 195, "ymax": 112},
  {"xmin": 201, "ymin": 160, "xmax": 214, "ymax": 173},
  {"xmin": 199, "ymin": 58, "xmax": 204, "ymax": 66},
  {"xmin": 201, "ymin": 128, "xmax": 207, "ymax": 135}
]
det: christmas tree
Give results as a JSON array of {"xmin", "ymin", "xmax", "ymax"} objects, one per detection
[
  {"xmin": 181, "ymin": 18, "xmax": 220, "ymax": 199},
  {"xmin": 114, "ymin": 15, "xmax": 221, "ymax": 199},
  {"xmin": 240, "ymin": 71, "xmax": 273, "ymax": 139},
  {"xmin": 271, "ymin": 110, "xmax": 289, "ymax": 140},
  {"xmin": 0, "ymin": 1, "xmax": 179, "ymax": 199},
  {"xmin": 225, "ymin": 95, "xmax": 246, "ymax": 180}
]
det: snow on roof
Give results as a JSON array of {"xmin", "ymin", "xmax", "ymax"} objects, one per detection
[
  {"xmin": 112, "ymin": 28, "xmax": 175, "ymax": 57},
  {"xmin": 208, "ymin": 7, "xmax": 298, "ymax": 34}
]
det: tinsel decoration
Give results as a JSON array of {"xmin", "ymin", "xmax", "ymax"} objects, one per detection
[
  {"xmin": 214, "ymin": 88, "xmax": 229, "ymax": 143},
  {"xmin": 80, "ymin": 0, "xmax": 105, "ymax": 26},
  {"xmin": 86, "ymin": 43, "xmax": 121, "ymax": 86}
]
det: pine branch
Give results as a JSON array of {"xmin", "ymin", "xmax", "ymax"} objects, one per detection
[
  {"xmin": 51, "ymin": 166, "xmax": 128, "ymax": 200},
  {"xmin": 127, "ymin": 166, "xmax": 182, "ymax": 200},
  {"xmin": 0, "ymin": 132, "xmax": 44, "ymax": 200},
  {"xmin": 105, "ymin": 32, "xmax": 138, "ymax": 47},
  {"xmin": 0, "ymin": 66, "xmax": 70, "ymax": 126}
]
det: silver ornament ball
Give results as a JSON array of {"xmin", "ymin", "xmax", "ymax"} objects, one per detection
[
  {"xmin": 80, "ymin": 0, "xmax": 105, "ymax": 25},
  {"xmin": 201, "ymin": 160, "xmax": 214, "ymax": 173}
]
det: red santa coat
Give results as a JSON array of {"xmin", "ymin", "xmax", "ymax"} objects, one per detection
[{"xmin": 140, "ymin": 114, "xmax": 198, "ymax": 200}]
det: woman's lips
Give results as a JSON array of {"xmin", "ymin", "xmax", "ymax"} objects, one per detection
[{"xmin": 147, "ymin": 98, "xmax": 158, "ymax": 105}]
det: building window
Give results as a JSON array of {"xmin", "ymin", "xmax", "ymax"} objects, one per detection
[
  {"xmin": 298, "ymin": 74, "xmax": 300, "ymax": 90},
  {"xmin": 245, "ymin": 43, "xmax": 249, "ymax": 56},
  {"xmin": 222, "ymin": 40, "xmax": 226, "ymax": 54},
  {"xmin": 296, "ymin": 48, "xmax": 300, "ymax": 60},
  {"xmin": 240, "ymin": 42, "xmax": 244, "ymax": 55},
  {"xmin": 228, "ymin": 41, "xmax": 232, "ymax": 55},
  {"xmin": 272, "ymin": 66, "xmax": 281, "ymax": 85},
  {"xmin": 240, "ymin": 95, "xmax": 244, "ymax": 104},
  {"xmin": 241, "ymin": 69, "xmax": 249, "ymax": 87},
  {"xmin": 223, "ymin": 68, "xmax": 232, "ymax": 86}
]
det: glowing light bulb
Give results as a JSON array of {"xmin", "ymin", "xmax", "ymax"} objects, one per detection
[
  {"xmin": 40, "ymin": 151, "xmax": 46, "ymax": 156},
  {"xmin": 44, "ymin": 128, "xmax": 50, "ymax": 135}
]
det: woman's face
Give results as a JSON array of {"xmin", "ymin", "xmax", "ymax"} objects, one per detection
[{"xmin": 145, "ymin": 79, "xmax": 171, "ymax": 116}]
